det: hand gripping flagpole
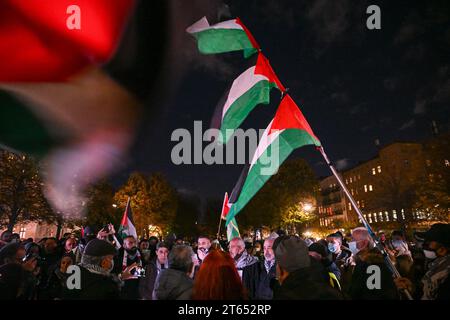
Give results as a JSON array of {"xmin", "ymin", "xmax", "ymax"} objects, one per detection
[{"xmin": 317, "ymin": 146, "xmax": 413, "ymax": 300}]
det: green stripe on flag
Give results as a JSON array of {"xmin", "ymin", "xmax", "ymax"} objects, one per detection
[
  {"xmin": 220, "ymin": 80, "xmax": 276, "ymax": 144},
  {"xmin": 227, "ymin": 217, "xmax": 240, "ymax": 241},
  {"xmin": 225, "ymin": 129, "xmax": 320, "ymax": 226},
  {"xmin": 191, "ymin": 29, "xmax": 258, "ymax": 58},
  {"xmin": 0, "ymin": 91, "xmax": 56, "ymax": 157}
]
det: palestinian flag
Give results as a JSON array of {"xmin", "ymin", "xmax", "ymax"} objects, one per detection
[
  {"xmin": 227, "ymin": 216, "xmax": 240, "ymax": 242},
  {"xmin": 214, "ymin": 53, "xmax": 286, "ymax": 144},
  {"xmin": 220, "ymin": 192, "xmax": 231, "ymax": 220},
  {"xmin": 225, "ymin": 94, "xmax": 321, "ymax": 227},
  {"xmin": 118, "ymin": 197, "xmax": 138, "ymax": 240},
  {"xmin": 186, "ymin": 16, "xmax": 259, "ymax": 58},
  {"xmin": 0, "ymin": 0, "xmax": 135, "ymax": 82}
]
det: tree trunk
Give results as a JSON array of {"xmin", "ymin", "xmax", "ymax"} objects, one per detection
[
  {"xmin": 7, "ymin": 207, "xmax": 19, "ymax": 232},
  {"xmin": 56, "ymin": 221, "xmax": 63, "ymax": 240}
]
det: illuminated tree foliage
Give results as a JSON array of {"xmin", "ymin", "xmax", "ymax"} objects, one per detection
[
  {"xmin": 114, "ymin": 172, "xmax": 178, "ymax": 238},
  {"xmin": 239, "ymin": 158, "xmax": 319, "ymax": 230},
  {"xmin": 0, "ymin": 150, "xmax": 55, "ymax": 231}
]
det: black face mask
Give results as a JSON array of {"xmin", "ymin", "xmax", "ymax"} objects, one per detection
[{"xmin": 126, "ymin": 247, "xmax": 138, "ymax": 255}]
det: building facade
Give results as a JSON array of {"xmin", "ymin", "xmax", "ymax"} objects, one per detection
[
  {"xmin": 318, "ymin": 133, "xmax": 449, "ymax": 230},
  {"xmin": 1, "ymin": 221, "xmax": 79, "ymax": 241}
]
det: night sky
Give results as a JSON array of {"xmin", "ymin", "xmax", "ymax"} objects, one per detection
[{"xmin": 111, "ymin": 0, "xmax": 450, "ymax": 201}]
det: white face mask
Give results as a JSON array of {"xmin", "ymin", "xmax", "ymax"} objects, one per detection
[
  {"xmin": 348, "ymin": 241, "xmax": 359, "ymax": 255},
  {"xmin": 423, "ymin": 249, "xmax": 437, "ymax": 260}
]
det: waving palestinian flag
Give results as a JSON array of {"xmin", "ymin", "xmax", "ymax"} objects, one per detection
[
  {"xmin": 227, "ymin": 216, "xmax": 240, "ymax": 242},
  {"xmin": 186, "ymin": 16, "xmax": 259, "ymax": 58},
  {"xmin": 118, "ymin": 197, "xmax": 138, "ymax": 240},
  {"xmin": 225, "ymin": 94, "xmax": 321, "ymax": 227},
  {"xmin": 221, "ymin": 192, "xmax": 231, "ymax": 220},
  {"xmin": 213, "ymin": 53, "xmax": 285, "ymax": 144}
]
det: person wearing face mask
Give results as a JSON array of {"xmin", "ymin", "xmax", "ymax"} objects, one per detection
[
  {"xmin": 62, "ymin": 239, "xmax": 137, "ymax": 300},
  {"xmin": 347, "ymin": 227, "xmax": 400, "ymax": 300},
  {"xmin": 326, "ymin": 233, "xmax": 352, "ymax": 270},
  {"xmin": 395, "ymin": 223, "xmax": 450, "ymax": 300},
  {"xmin": 113, "ymin": 236, "xmax": 142, "ymax": 299}
]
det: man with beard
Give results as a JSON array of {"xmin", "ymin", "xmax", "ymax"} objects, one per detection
[
  {"xmin": 62, "ymin": 239, "xmax": 137, "ymax": 300},
  {"xmin": 113, "ymin": 236, "xmax": 142, "ymax": 299},
  {"xmin": 242, "ymin": 236, "xmax": 278, "ymax": 300},
  {"xmin": 229, "ymin": 237, "xmax": 258, "ymax": 278}
]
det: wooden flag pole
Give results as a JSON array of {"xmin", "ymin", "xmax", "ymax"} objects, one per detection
[{"xmin": 318, "ymin": 146, "xmax": 413, "ymax": 300}]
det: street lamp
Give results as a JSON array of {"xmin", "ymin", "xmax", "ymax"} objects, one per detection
[
  {"xmin": 112, "ymin": 204, "xmax": 117, "ymax": 208},
  {"xmin": 303, "ymin": 203, "xmax": 313, "ymax": 212}
]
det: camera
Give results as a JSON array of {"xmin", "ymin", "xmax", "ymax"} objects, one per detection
[{"xmin": 132, "ymin": 266, "xmax": 145, "ymax": 277}]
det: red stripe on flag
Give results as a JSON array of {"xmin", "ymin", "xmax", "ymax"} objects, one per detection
[
  {"xmin": 221, "ymin": 192, "xmax": 230, "ymax": 220},
  {"xmin": 235, "ymin": 17, "xmax": 260, "ymax": 50},
  {"xmin": 255, "ymin": 53, "xmax": 286, "ymax": 92},
  {"xmin": 0, "ymin": 0, "xmax": 135, "ymax": 82},
  {"xmin": 270, "ymin": 95, "xmax": 320, "ymax": 142}
]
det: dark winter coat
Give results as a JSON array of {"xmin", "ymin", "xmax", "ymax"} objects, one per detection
[
  {"xmin": 273, "ymin": 266, "xmax": 344, "ymax": 300},
  {"xmin": 152, "ymin": 268, "xmax": 193, "ymax": 300},
  {"xmin": 242, "ymin": 260, "xmax": 277, "ymax": 300},
  {"xmin": 348, "ymin": 248, "xmax": 400, "ymax": 300},
  {"xmin": 139, "ymin": 257, "xmax": 166, "ymax": 299},
  {"xmin": 62, "ymin": 266, "xmax": 120, "ymax": 300}
]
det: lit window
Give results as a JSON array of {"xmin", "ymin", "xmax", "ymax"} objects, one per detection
[
  {"xmin": 369, "ymin": 185, "xmax": 373, "ymax": 191},
  {"xmin": 351, "ymin": 189, "xmax": 354, "ymax": 196},
  {"xmin": 401, "ymin": 209, "xmax": 405, "ymax": 220},
  {"xmin": 19, "ymin": 227, "xmax": 26, "ymax": 239},
  {"xmin": 368, "ymin": 213, "xmax": 372, "ymax": 223},
  {"xmin": 329, "ymin": 184, "xmax": 333, "ymax": 189},
  {"xmin": 373, "ymin": 214, "xmax": 377, "ymax": 222},
  {"xmin": 350, "ymin": 177, "xmax": 353, "ymax": 183},
  {"xmin": 393, "ymin": 210, "xmax": 397, "ymax": 221},
  {"xmin": 364, "ymin": 185, "xmax": 368, "ymax": 192},
  {"xmin": 379, "ymin": 212, "xmax": 383, "ymax": 222},
  {"xmin": 377, "ymin": 165, "xmax": 381, "ymax": 173},
  {"xmin": 358, "ymin": 174, "xmax": 361, "ymax": 180},
  {"xmin": 385, "ymin": 211, "xmax": 389, "ymax": 221},
  {"xmin": 348, "ymin": 202, "xmax": 352, "ymax": 211},
  {"xmin": 361, "ymin": 200, "xmax": 365, "ymax": 208},
  {"xmin": 357, "ymin": 200, "xmax": 360, "ymax": 206},
  {"xmin": 445, "ymin": 160, "xmax": 449, "ymax": 167},
  {"xmin": 372, "ymin": 168, "xmax": 376, "ymax": 175}
]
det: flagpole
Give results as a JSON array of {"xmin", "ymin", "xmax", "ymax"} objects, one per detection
[
  {"xmin": 318, "ymin": 146, "xmax": 413, "ymax": 300},
  {"xmin": 216, "ymin": 216, "xmax": 222, "ymax": 240},
  {"xmin": 126, "ymin": 196, "xmax": 131, "ymax": 210}
]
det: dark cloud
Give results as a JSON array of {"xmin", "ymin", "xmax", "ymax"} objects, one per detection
[
  {"xmin": 399, "ymin": 119, "xmax": 416, "ymax": 131},
  {"xmin": 433, "ymin": 78, "xmax": 450, "ymax": 104},
  {"xmin": 394, "ymin": 23, "xmax": 424, "ymax": 45},
  {"xmin": 414, "ymin": 99, "xmax": 426, "ymax": 115},
  {"xmin": 305, "ymin": 0, "xmax": 351, "ymax": 44},
  {"xmin": 331, "ymin": 92, "xmax": 349, "ymax": 105},
  {"xmin": 383, "ymin": 77, "xmax": 398, "ymax": 91},
  {"xmin": 349, "ymin": 102, "xmax": 368, "ymax": 115},
  {"xmin": 335, "ymin": 158, "xmax": 351, "ymax": 170}
]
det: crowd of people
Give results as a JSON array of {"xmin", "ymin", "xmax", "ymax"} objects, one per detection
[{"xmin": 0, "ymin": 222, "xmax": 449, "ymax": 300}]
